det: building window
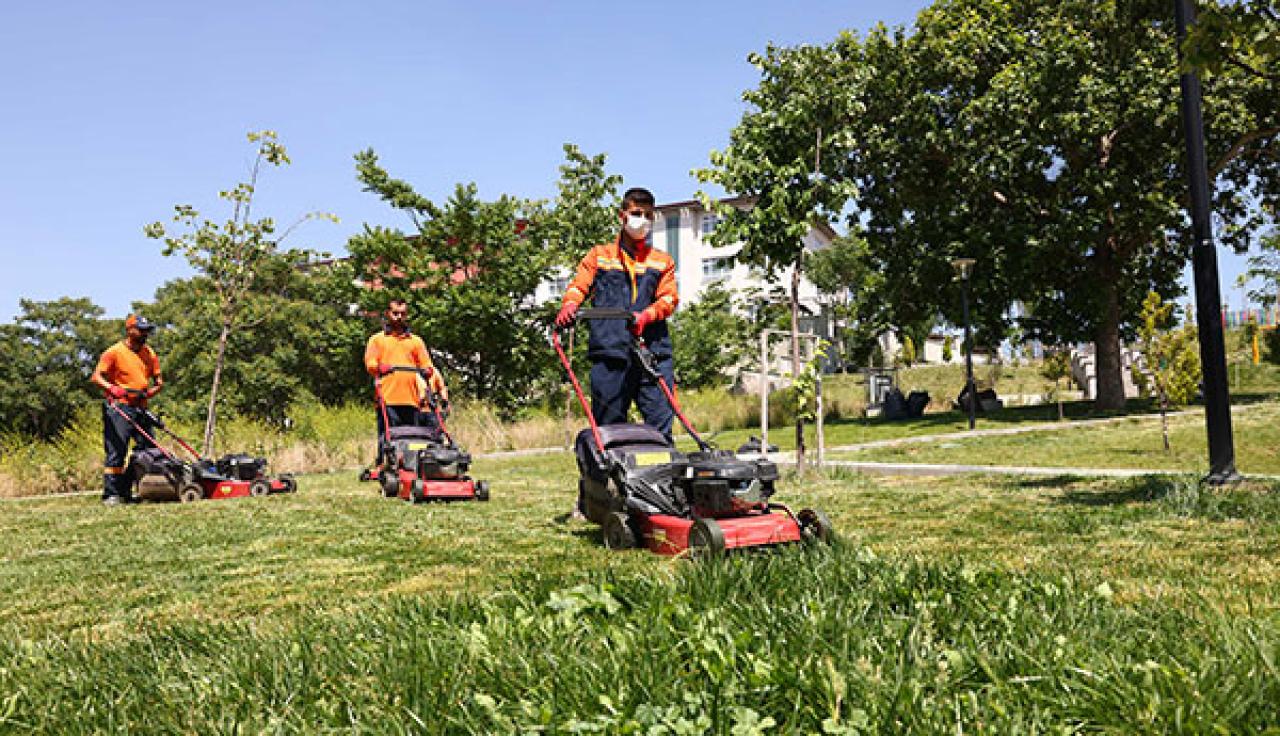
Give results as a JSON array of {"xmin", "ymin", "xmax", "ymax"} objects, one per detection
[
  {"xmin": 702, "ymin": 256, "xmax": 734, "ymax": 283},
  {"xmin": 700, "ymin": 214, "xmax": 722, "ymax": 236},
  {"xmin": 549, "ymin": 276, "xmax": 570, "ymax": 296}
]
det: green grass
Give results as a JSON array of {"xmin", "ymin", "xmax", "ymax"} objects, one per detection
[
  {"xmin": 682, "ymin": 396, "xmax": 1175, "ymax": 454},
  {"xmin": 830, "ymin": 400, "xmax": 1280, "ymax": 475},
  {"xmin": 3, "ymin": 457, "xmax": 1280, "ymax": 731}
]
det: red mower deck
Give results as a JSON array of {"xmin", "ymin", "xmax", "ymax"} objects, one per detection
[{"xmin": 640, "ymin": 511, "xmax": 804, "ymax": 556}]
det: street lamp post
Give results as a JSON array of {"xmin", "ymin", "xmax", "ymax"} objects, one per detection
[
  {"xmin": 952, "ymin": 258, "xmax": 977, "ymax": 431},
  {"xmin": 1174, "ymin": 0, "xmax": 1240, "ymax": 484}
]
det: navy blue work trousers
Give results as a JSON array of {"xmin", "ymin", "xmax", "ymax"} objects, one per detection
[{"xmin": 589, "ymin": 355, "xmax": 676, "ymax": 441}]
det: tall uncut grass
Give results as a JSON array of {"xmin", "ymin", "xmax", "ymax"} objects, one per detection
[{"xmin": 1, "ymin": 544, "xmax": 1276, "ymax": 733}]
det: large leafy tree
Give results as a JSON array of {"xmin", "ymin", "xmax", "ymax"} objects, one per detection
[
  {"xmin": 833, "ymin": 0, "xmax": 1279, "ymax": 409},
  {"xmin": 1244, "ymin": 230, "xmax": 1280, "ymax": 307},
  {"xmin": 695, "ymin": 42, "xmax": 858, "ymax": 469},
  {"xmin": 143, "ymin": 260, "xmax": 367, "ymax": 426},
  {"xmin": 349, "ymin": 150, "xmax": 582, "ymax": 415},
  {"xmin": 145, "ymin": 131, "xmax": 336, "ymax": 452},
  {"xmin": 0, "ymin": 298, "xmax": 117, "ymax": 438}
]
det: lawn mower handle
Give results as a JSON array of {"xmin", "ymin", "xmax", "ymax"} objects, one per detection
[
  {"xmin": 105, "ymin": 399, "xmax": 181, "ymax": 463},
  {"xmin": 575, "ymin": 308, "xmax": 635, "ymax": 324},
  {"xmin": 551, "ymin": 328, "xmax": 605, "ymax": 455}
]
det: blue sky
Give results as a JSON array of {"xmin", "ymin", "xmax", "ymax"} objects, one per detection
[{"xmin": 0, "ymin": 0, "xmax": 1257, "ymax": 322}]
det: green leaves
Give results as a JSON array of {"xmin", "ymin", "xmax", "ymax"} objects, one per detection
[
  {"xmin": 1132, "ymin": 291, "xmax": 1201, "ymax": 409},
  {"xmin": 349, "ymin": 144, "xmax": 616, "ymax": 414}
]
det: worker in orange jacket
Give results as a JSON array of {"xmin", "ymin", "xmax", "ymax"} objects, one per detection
[
  {"xmin": 364, "ymin": 298, "xmax": 447, "ymax": 445},
  {"xmin": 90, "ymin": 314, "xmax": 164, "ymax": 506},
  {"xmin": 555, "ymin": 187, "xmax": 679, "ymax": 438}
]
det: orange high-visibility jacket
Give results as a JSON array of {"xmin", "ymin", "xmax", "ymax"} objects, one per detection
[{"xmin": 364, "ymin": 329, "xmax": 446, "ymax": 406}]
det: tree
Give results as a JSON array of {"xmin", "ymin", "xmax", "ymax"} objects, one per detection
[
  {"xmin": 349, "ymin": 149, "xmax": 588, "ymax": 415},
  {"xmin": 899, "ymin": 334, "xmax": 917, "ymax": 367},
  {"xmin": 0, "ymin": 298, "xmax": 116, "ymax": 438},
  {"xmin": 1182, "ymin": 0, "xmax": 1280, "ymax": 84},
  {"xmin": 1132, "ymin": 292, "xmax": 1201, "ymax": 451},
  {"xmin": 942, "ymin": 335, "xmax": 954, "ymax": 363},
  {"xmin": 668, "ymin": 283, "xmax": 753, "ymax": 390},
  {"xmin": 145, "ymin": 131, "xmax": 335, "ymax": 453},
  {"xmin": 1244, "ymin": 231, "xmax": 1280, "ymax": 308},
  {"xmin": 695, "ymin": 41, "xmax": 858, "ymax": 470},
  {"xmin": 1040, "ymin": 347, "xmax": 1072, "ymax": 421},
  {"xmin": 143, "ymin": 260, "xmax": 367, "ymax": 426},
  {"xmin": 807, "ymin": 233, "xmax": 884, "ymax": 371},
  {"xmin": 826, "ymin": 0, "xmax": 1279, "ymax": 410}
]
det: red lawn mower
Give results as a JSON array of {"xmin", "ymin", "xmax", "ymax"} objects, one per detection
[
  {"xmin": 372, "ymin": 366, "xmax": 489, "ymax": 503},
  {"xmin": 110, "ymin": 393, "xmax": 296, "ymax": 503},
  {"xmin": 554, "ymin": 309, "xmax": 834, "ymax": 556}
]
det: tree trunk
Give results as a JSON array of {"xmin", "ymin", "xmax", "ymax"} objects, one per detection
[
  {"xmin": 791, "ymin": 263, "xmax": 805, "ymax": 472},
  {"xmin": 1057, "ymin": 378, "xmax": 1064, "ymax": 421},
  {"xmin": 203, "ymin": 320, "xmax": 232, "ymax": 457},
  {"xmin": 1160, "ymin": 395, "xmax": 1170, "ymax": 452},
  {"xmin": 1092, "ymin": 253, "xmax": 1127, "ymax": 411}
]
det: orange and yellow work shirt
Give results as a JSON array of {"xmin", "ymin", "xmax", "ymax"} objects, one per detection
[
  {"xmin": 364, "ymin": 329, "xmax": 446, "ymax": 407},
  {"xmin": 562, "ymin": 236, "xmax": 678, "ymax": 359},
  {"xmin": 95, "ymin": 341, "xmax": 161, "ymax": 407}
]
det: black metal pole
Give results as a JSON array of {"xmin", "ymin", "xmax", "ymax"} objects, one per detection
[
  {"xmin": 961, "ymin": 278, "xmax": 976, "ymax": 431},
  {"xmin": 1174, "ymin": 0, "xmax": 1240, "ymax": 484}
]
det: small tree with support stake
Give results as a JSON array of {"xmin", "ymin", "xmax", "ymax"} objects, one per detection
[{"xmin": 1132, "ymin": 292, "xmax": 1202, "ymax": 452}]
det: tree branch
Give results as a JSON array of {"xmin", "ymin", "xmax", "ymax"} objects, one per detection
[
  {"xmin": 1223, "ymin": 52, "xmax": 1280, "ymax": 83},
  {"xmin": 1210, "ymin": 126, "xmax": 1280, "ymax": 179}
]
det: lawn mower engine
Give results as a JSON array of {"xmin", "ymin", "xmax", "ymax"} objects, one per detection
[
  {"xmin": 682, "ymin": 450, "xmax": 778, "ymax": 517},
  {"xmin": 415, "ymin": 444, "xmax": 470, "ymax": 480},
  {"xmin": 216, "ymin": 453, "xmax": 268, "ymax": 481}
]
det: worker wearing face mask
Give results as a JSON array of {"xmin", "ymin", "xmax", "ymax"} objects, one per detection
[{"xmin": 555, "ymin": 187, "xmax": 680, "ymax": 450}]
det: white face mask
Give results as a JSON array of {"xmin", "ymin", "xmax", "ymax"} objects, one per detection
[{"xmin": 624, "ymin": 214, "xmax": 652, "ymax": 240}]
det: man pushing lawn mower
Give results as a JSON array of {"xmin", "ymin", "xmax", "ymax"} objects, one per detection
[
  {"xmin": 553, "ymin": 188, "xmax": 833, "ymax": 554},
  {"xmin": 363, "ymin": 298, "xmax": 487, "ymax": 502},
  {"xmin": 363, "ymin": 298, "xmax": 448, "ymax": 452},
  {"xmin": 90, "ymin": 314, "xmax": 163, "ymax": 506},
  {"xmin": 555, "ymin": 187, "xmax": 678, "ymax": 519}
]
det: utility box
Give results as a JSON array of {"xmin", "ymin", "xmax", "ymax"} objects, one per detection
[{"xmin": 865, "ymin": 368, "xmax": 899, "ymax": 408}]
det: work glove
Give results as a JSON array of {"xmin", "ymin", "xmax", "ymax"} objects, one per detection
[
  {"xmin": 629, "ymin": 309, "xmax": 654, "ymax": 336},
  {"xmin": 378, "ymin": 363, "xmax": 392, "ymax": 376},
  {"xmin": 554, "ymin": 302, "xmax": 580, "ymax": 328},
  {"xmin": 107, "ymin": 385, "xmax": 128, "ymax": 400}
]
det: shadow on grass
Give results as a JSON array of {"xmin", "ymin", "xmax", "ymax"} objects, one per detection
[
  {"xmin": 1051, "ymin": 474, "xmax": 1280, "ymax": 523},
  {"xmin": 1012, "ymin": 476, "xmax": 1083, "ymax": 490},
  {"xmin": 1054, "ymin": 475, "xmax": 1188, "ymax": 507}
]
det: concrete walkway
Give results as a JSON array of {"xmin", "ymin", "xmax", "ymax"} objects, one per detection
[{"xmin": 821, "ymin": 404, "xmax": 1271, "ymax": 455}]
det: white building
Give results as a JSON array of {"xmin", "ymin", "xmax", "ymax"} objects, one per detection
[{"xmin": 537, "ymin": 196, "xmax": 840, "ymax": 315}]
